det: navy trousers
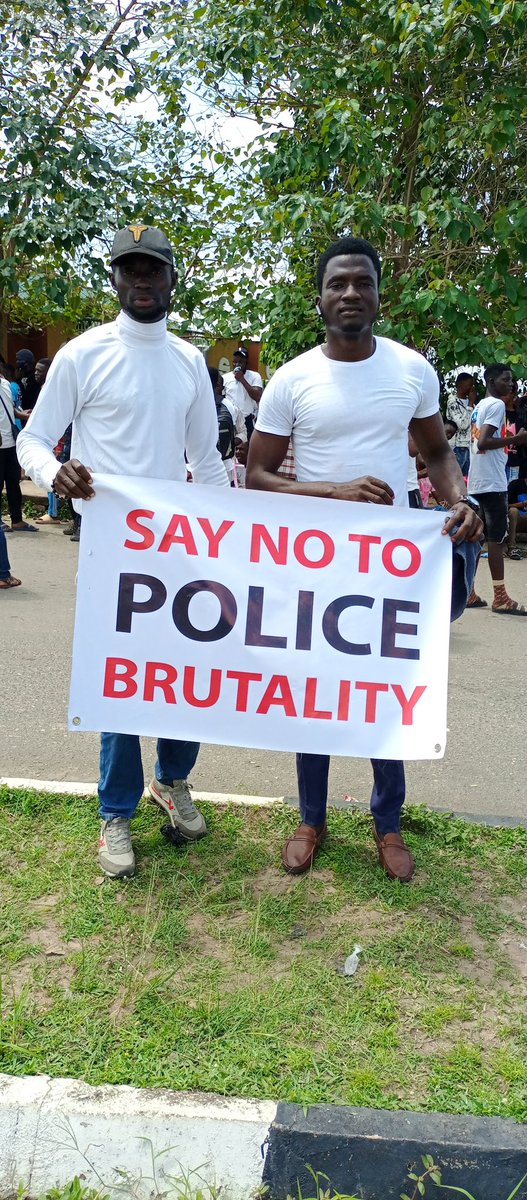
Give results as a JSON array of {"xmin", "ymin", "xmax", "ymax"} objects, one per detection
[{"xmin": 297, "ymin": 753, "xmax": 406, "ymax": 834}]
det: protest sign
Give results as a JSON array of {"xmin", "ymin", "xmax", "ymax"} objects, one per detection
[{"xmin": 69, "ymin": 475, "xmax": 452, "ymax": 759}]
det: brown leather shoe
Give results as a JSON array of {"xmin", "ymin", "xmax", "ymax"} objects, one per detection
[
  {"xmin": 282, "ymin": 822, "xmax": 327, "ymax": 875},
  {"xmin": 374, "ymin": 830, "xmax": 415, "ymax": 882}
]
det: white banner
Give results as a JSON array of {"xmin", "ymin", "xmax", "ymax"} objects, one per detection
[{"xmin": 69, "ymin": 475, "xmax": 452, "ymax": 759}]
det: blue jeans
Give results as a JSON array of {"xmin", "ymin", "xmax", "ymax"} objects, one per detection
[
  {"xmin": 454, "ymin": 446, "xmax": 470, "ymax": 477},
  {"xmin": 296, "ymin": 753, "xmax": 405, "ymax": 835},
  {"xmin": 0, "ymin": 524, "xmax": 11, "ymax": 579},
  {"xmin": 98, "ymin": 733, "xmax": 200, "ymax": 820}
]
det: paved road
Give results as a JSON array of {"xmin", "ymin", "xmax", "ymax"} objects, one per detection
[{"xmin": 1, "ymin": 512, "xmax": 526, "ymax": 821}]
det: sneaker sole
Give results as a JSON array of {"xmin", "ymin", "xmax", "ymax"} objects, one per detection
[
  {"xmin": 147, "ymin": 784, "xmax": 207, "ymax": 841},
  {"xmin": 99, "ymin": 862, "xmax": 136, "ymax": 879}
]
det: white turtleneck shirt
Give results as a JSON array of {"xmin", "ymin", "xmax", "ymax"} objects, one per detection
[{"xmin": 17, "ymin": 311, "xmax": 228, "ymax": 502}]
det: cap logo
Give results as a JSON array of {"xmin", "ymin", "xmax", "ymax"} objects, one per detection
[{"xmin": 128, "ymin": 222, "xmax": 149, "ymax": 243}]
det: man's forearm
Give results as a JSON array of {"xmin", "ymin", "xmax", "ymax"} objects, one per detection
[
  {"xmin": 247, "ymin": 463, "xmax": 334, "ymax": 496},
  {"xmin": 240, "ymin": 376, "xmax": 262, "ymax": 402},
  {"xmin": 478, "ymin": 434, "xmax": 519, "ymax": 450},
  {"xmin": 17, "ymin": 426, "xmax": 61, "ymax": 491}
]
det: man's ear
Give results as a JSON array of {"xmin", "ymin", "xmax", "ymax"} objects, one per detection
[
  {"xmin": 109, "ymin": 270, "xmax": 117, "ymax": 292},
  {"xmin": 170, "ymin": 269, "xmax": 178, "ymax": 290}
]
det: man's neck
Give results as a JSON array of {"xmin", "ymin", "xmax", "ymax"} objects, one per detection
[
  {"xmin": 120, "ymin": 306, "xmax": 167, "ymax": 325},
  {"xmin": 322, "ymin": 328, "xmax": 375, "ymax": 362}
]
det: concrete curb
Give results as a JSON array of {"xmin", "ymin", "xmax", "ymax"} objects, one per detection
[
  {"xmin": 2, "ymin": 1075, "xmax": 526, "ymax": 1200},
  {"xmin": 263, "ymin": 1102, "xmax": 527, "ymax": 1200},
  {"xmin": 0, "ymin": 1073, "xmax": 275, "ymax": 1199},
  {"xmin": 0, "ymin": 777, "xmax": 285, "ymax": 808},
  {"xmin": 1, "ymin": 777, "xmax": 526, "ymax": 828}
]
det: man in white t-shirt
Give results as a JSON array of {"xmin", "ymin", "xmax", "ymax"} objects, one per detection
[
  {"xmin": 467, "ymin": 362, "xmax": 527, "ymax": 615},
  {"xmin": 18, "ymin": 223, "xmax": 229, "ymax": 880},
  {"xmin": 247, "ymin": 235, "xmax": 482, "ymax": 883},
  {"xmin": 223, "ymin": 347, "xmax": 263, "ymax": 439}
]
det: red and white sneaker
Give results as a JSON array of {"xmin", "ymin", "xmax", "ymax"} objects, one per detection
[{"xmin": 148, "ymin": 778, "xmax": 207, "ymax": 841}]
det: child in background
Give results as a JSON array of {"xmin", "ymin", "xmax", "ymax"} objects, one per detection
[{"xmin": 418, "ymin": 417, "xmax": 459, "ymax": 506}]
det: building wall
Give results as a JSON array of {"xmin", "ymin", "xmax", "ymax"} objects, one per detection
[{"xmin": 0, "ymin": 319, "xmax": 71, "ymax": 368}]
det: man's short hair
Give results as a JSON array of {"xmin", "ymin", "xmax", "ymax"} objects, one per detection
[
  {"xmin": 444, "ymin": 416, "xmax": 458, "ymax": 433},
  {"xmin": 317, "ymin": 237, "xmax": 382, "ymax": 292},
  {"xmin": 484, "ymin": 362, "xmax": 510, "ymax": 384},
  {"xmin": 36, "ymin": 357, "xmax": 52, "ymax": 368},
  {"xmin": 208, "ymin": 366, "xmax": 221, "ymax": 388},
  {"xmin": 456, "ymin": 372, "xmax": 474, "ymax": 385}
]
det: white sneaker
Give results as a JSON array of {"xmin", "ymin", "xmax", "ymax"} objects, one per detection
[
  {"xmin": 99, "ymin": 818, "xmax": 135, "ymax": 878},
  {"xmin": 148, "ymin": 778, "xmax": 207, "ymax": 841}
]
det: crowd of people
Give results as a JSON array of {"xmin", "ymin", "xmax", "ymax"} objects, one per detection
[{"xmin": 2, "ymin": 222, "xmax": 523, "ymax": 883}]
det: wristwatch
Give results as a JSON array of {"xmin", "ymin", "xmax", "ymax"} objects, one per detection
[{"xmin": 453, "ymin": 496, "xmax": 480, "ymax": 512}]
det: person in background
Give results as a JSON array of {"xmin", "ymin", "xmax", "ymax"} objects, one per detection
[
  {"xmin": 467, "ymin": 362, "xmax": 527, "ymax": 613},
  {"xmin": 506, "ymin": 475, "xmax": 527, "ymax": 560},
  {"xmin": 407, "ymin": 431, "xmax": 423, "ymax": 508},
  {"xmin": 503, "ymin": 376, "xmax": 527, "ymax": 483},
  {"xmin": 446, "ymin": 372, "xmax": 477, "ymax": 477},
  {"xmin": 223, "ymin": 348, "xmax": 263, "ymax": 440},
  {"xmin": 208, "ymin": 366, "xmax": 247, "ymax": 485},
  {"xmin": 17, "ymin": 222, "xmax": 229, "ymax": 880},
  {"xmin": 0, "ymin": 522, "xmax": 21, "ymax": 589},
  {"xmin": 35, "ymin": 358, "xmax": 52, "ymax": 387},
  {"xmin": 0, "ymin": 360, "xmax": 24, "ymax": 419},
  {"xmin": 0, "ymin": 374, "xmax": 38, "ymax": 532},
  {"xmin": 15, "ymin": 349, "xmax": 40, "ymax": 413},
  {"xmin": 444, "ymin": 416, "xmax": 458, "ymax": 447},
  {"xmin": 33, "ymin": 359, "xmax": 65, "ymax": 525}
]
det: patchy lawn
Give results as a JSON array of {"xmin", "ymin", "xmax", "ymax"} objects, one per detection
[{"xmin": 0, "ymin": 786, "xmax": 525, "ymax": 1120}]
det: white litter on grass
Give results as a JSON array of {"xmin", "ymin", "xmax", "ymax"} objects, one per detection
[{"xmin": 343, "ymin": 944, "xmax": 363, "ymax": 975}]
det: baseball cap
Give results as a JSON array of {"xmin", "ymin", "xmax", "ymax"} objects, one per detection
[
  {"xmin": 110, "ymin": 223, "xmax": 174, "ymax": 267},
  {"xmin": 233, "ymin": 347, "xmax": 249, "ymax": 360},
  {"xmin": 16, "ymin": 349, "xmax": 35, "ymax": 367}
]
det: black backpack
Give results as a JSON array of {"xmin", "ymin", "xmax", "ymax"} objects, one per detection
[{"xmin": 216, "ymin": 401, "xmax": 236, "ymax": 461}]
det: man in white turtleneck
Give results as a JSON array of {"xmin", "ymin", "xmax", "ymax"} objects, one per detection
[{"xmin": 17, "ymin": 223, "xmax": 229, "ymax": 880}]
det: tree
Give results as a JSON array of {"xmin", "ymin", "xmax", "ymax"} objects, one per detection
[
  {"xmin": 0, "ymin": 0, "xmax": 268, "ymax": 339},
  {"xmin": 178, "ymin": 0, "xmax": 527, "ymax": 370},
  {"xmin": 0, "ymin": 0, "xmax": 190, "ymax": 330}
]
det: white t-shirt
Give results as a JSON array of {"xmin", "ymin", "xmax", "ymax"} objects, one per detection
[
  {"xmin": 17, "ymin": 311, "xmax": 228, "ymax": 507},
  {"xmin": 255, "ymin": 338, "xmax": 439, "ymax": 507},
  {"xmin": 0, "ymin": 380, "xmax": 16, "ymax": 450},
  {"xmin": 468, "ymin": 396, "xmax": 507, "ymax": 494},
  {"xmin": 223, "ymin": 369, "xmax": 263, "ymax": 419}
]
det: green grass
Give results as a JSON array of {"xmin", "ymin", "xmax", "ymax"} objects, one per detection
[{"xmin": 0, "ymin": 786, "xmax": 526, "ymax": 1120}]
